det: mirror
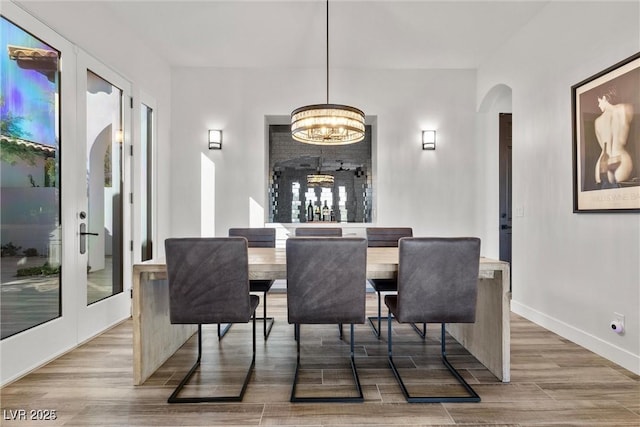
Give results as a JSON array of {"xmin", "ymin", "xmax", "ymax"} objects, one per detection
[{"xmin": 268, "ymin": 124, "xmax": 372, "ymax": 223}]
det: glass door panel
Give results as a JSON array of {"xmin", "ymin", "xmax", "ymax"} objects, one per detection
[
  {"xmin": 84, "ymin": 70, "xmax": 124, "ymax": 305},
  {"xmin": 140, "ymin": 103, "xmax": 153, "ymax": 261},
  {"xmin": 0, "ymin": 16, "xmax": 61, "ymax": 339}
]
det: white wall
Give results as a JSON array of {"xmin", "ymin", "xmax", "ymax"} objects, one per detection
[
  {"xmin": 478, "ymin": 1, "xmax": 640, "ymax": 374},
  {"xmin": 171, "ymin": 67, "xmax": 483, "ymax": 243}
]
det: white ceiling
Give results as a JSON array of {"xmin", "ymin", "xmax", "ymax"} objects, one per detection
[{"xmin": 102, "ymin": 0, "xmax": 550, "ymax": 69}]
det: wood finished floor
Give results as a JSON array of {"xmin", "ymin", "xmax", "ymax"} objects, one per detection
[{"xmin": 1, "ymin": 292, "xmax": 639, "ymax": 426}]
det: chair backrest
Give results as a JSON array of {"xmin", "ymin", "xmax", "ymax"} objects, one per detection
[
  {"xmin": 396, "ymin": 237, "xmax": 481, "ymax": 324},
  {"xmin": 286, "ymin": 237, "xmax": 366, "ymax": 324},
  {"xmin": 165, "ymin": 237, "xmax": 252, "ymax": 324},
  {"xmin": 366, "ymin": 227, "xmax": 413, "ymax": 247},
  {"xmin": 295, "ymin": 227, "xmax": 342, "ymax": 237},
  {"xmin": 228, "ymin": 227, "xmax": 275, "ymax": 248}
]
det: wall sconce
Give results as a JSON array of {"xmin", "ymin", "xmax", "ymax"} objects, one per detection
[
  {"xmin": 208, "ymin": 129, "xmax": 222, "ymax": 149},
  {"xmin": 422, "ymin": 130, "xmax": 436, "ymax": 150}
]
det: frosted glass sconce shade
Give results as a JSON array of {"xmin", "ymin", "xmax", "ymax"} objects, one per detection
[
  {"xmin": 422, "ymin": 130, "xmax": 436, "ymax": 150},
  {"xmin": 208, "ymin": 129, "xmax": 222, "ymax": 150}
]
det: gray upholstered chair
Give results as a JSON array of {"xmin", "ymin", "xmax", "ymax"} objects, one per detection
[
  {"xmin": 164, "ymin": 237, "xmax": 259, "ymax": 403},
  {"xmin": 286, "ymin": 237, "xmax": 367, "ymax": 402},
  {"xmin": 366, "ymin": 227, "xmax": 425, "ymax": 339},
  {"xmin": 295, "ymin": 227, "xmax": 342, "ymax": 237},
  {"xmin": 385, "ymin": 237, "xmax": 481, "ymax": 403},
  {"xmin": 293, "ymin": 226, "xmax": 345, "ymax": 337},
  {"xmin": 229, "ymin": 227, "xmax": 276, "ymax": 339}
]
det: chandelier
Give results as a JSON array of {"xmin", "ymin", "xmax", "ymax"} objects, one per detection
[
  {"xmin": 291, "ymin": 0, "xmax": 365, "ymax": 145},
  {"xmin": 307, "ymin": 174, "xmax": 335, "ymax": 187}
]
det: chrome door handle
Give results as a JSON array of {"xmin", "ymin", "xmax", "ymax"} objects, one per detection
[{"xmin": 80, "ymin": 223, "xmax": 98, "ymax": 254}]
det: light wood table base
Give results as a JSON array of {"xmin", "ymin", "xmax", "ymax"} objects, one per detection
[
  {"xmin": 447, "ymin": 263, "xmax": 511, "ymax": 382},
  {"xmin": 132, "ymin": 269, "xmax": 195, "ymax": 386}
]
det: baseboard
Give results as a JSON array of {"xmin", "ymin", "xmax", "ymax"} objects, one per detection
[{"xmin": 512, "ymin": 300, "xmax": 639, "ymax": 375}]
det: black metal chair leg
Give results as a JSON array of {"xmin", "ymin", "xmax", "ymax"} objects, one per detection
[
  {"xmin": 169, "ymin": 317, "xmax": 256, "ymax": 403},
  {"xmin": 369, "ymin": 291, "xmax": 424, "ymax": 339},
  {"xmin": 387, "ymin": 317, "xmax": 480, "ymax": 403},
  {"xmin": 439, "ymin": 323, "xmax": 479, "ymax": 401},
  {"xmin": 256, "ymin": 290, "xmax": 274, "ymax": 339},
  {"xmin": 410, "ymin": 322, "xmax": 427, "ymax": 339},
  {"xmin": 367, "ymin": 290, "xmax": 383, "ymax": 338},
  {"xmin": 290, "ymin": 324, "xmax": 364, "ymax": 403},
  {"xmin": 168, "ymin": 325, "xmax": 204, "ymax": 403}
]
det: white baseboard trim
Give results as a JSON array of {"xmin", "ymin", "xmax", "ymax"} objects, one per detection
[{"xmin": 511, "ymin": 300, "xmax": 639, "ymax": 375}]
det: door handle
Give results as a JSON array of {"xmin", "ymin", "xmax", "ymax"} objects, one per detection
[{"xmin": 80, "ymin": 223, "xmax": 99, "ymax": 254}]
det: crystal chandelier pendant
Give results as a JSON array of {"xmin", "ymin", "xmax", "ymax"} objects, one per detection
[
  {"xmin": 291, "ymin": 1, "xmax": 365, "ymax": 145},
  {"xmin": 291, "ymin": 104, "xmax": 365, "ymax": 145}
]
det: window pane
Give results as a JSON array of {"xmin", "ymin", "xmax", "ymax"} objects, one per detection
[
  {"xmin": 1, "ymin": 17, "xmax": 61, "ymax": 339},
  {"xmin": 140, "ymin": 104, "xmax": 153, "ymax": 261},
  {"xmin": 86, "ymin": 70, "xmax": 123, "ymax": 305}
]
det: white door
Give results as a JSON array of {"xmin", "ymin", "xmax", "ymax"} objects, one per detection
[
  {"xmin": 75, "ymin": 52, "xmax": 132, "ymax": 342},
  {"xmin": 0, "ymin": 4, "xmax": 131, "ymax": 384}
]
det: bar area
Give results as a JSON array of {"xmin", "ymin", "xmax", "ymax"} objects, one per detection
[{"xmin": 269, "ymin": 124, "xmax": 373, "ymax": 224}]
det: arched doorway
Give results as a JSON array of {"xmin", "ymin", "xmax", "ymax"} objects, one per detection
[{"xmin": 479, "ymin": 84, "xmax": 513, "ymax": 288}]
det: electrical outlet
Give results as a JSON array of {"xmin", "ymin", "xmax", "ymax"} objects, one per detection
[{"xmin": 611, "ymin": 312, "xmax": 625, "ymax": 334}]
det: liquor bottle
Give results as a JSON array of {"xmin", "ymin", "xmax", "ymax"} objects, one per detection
[
  {"xmin": 314, "ymin": 204, "xmax": 321, "ymax": 221},
  {"xmin": 307, "ymin": 200, "xmax": 314, "ymax": 222},
  {"xmin": 322, "ymin": 201, "xmax": 329, "ymax": 221},
  {"xmin": 330, "ymin": 208, "xmax": 335, "ymax": 222}
]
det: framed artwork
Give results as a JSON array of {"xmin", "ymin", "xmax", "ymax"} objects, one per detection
[{"xmin": 572, "ymin": 52, "xmax": 640, "ymax": 212}]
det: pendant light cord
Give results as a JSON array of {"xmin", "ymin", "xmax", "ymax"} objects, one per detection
[{"xmin": 326, "ymin": 0, "xmax": 329, "ymax": 104}]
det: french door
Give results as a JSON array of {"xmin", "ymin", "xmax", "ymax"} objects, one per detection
[
  {"xmin": 75, "ymin": 52, "xmax": 132, "ymax": 342},
  {"xmin": 1, "ymin": 3, "xmax": 132, "ymax": 384}
]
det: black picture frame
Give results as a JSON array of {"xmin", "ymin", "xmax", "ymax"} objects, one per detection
[{"xmin": 572, "ymin": 52, "xmax": 640, "ymax": 213}]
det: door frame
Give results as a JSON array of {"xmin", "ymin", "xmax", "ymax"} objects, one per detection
[{"xmin": 134, "ymin": 92, "xmax": 158, "ymax": 264}]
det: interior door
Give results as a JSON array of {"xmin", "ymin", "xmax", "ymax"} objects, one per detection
[{"xmin": 76, "ymin": 52, "xmax": 132, "ymax": 342}]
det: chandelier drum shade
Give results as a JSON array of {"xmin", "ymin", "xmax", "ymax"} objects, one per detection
[
  {"xmin": 291, "ymin": 0, "xmax": 365, "ymax": 145},
  {"xmin": 307, "ymin": 174, "xmax": 335, "ymax": 187},
  {"xmin": 291, "ymin": 104, "xmax": 365, "ymax": 145}
]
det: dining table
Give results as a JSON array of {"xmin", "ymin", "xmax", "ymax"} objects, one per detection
[{"xmin": 132, "ymin": 247, "xmax": 511, "ymax": 385}]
